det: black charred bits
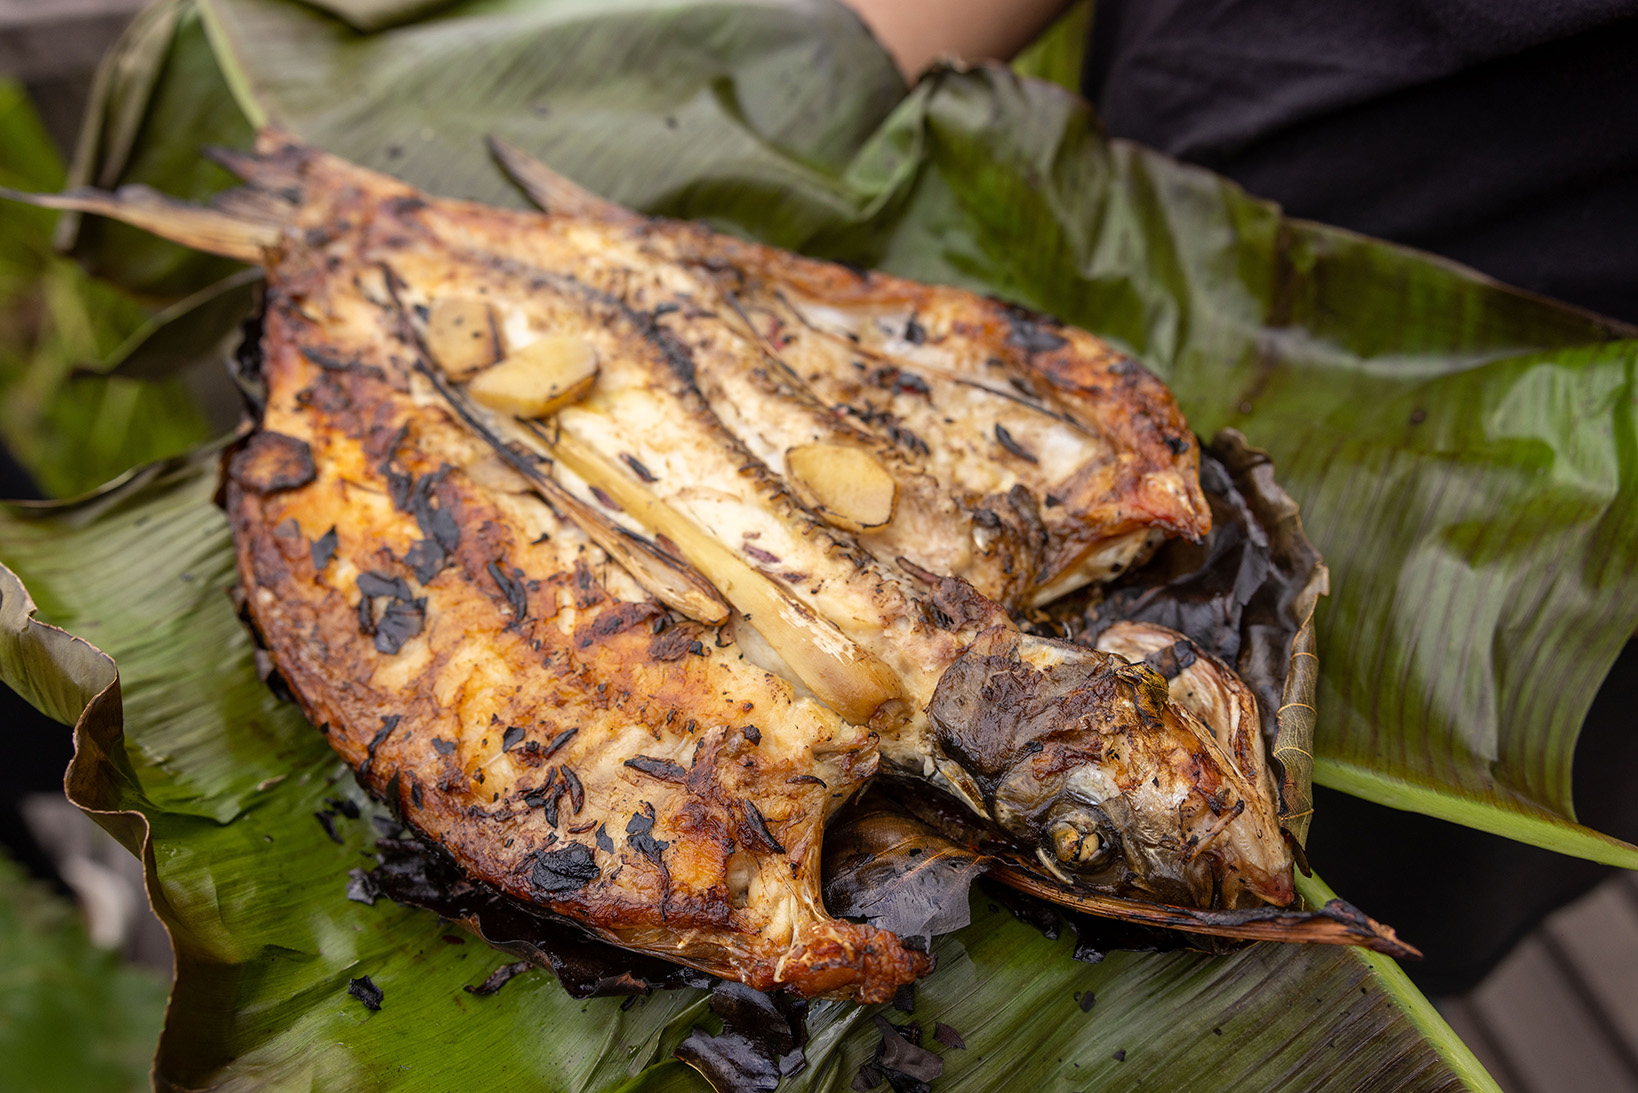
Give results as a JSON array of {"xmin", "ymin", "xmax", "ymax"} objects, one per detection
[
  {"xmin": 345, "ymin": 867, "xmax": 381, "ymax": 905},
  {"xmin": 403, "ymin": 539, "xmax": 445, "ymax": 584},
  {"xmin": 933, "ymin": 1023, "xmax": 966, "ymax": 1049},
  {"xmin": 579, "ymin": 602, "xmax": 655, "ymax": 647},
  {"xmin": 348, "ymin": 975, "xmax": 384, "ymax": 1011},
  {"xmin": 1164, "ymin": 434, "xmax": 1191, "ymax": 455},
  {"xmin": 787, "ymin": 774, "xmax": 827, "ymax": 788},
  {"xmin": 314, "ymin": 811, "xmax": 343, "ymax": 844},
  {"xmin": 431, "ymin": 737, "xmax": 456, "ymax": 756},
  {"xmin": 867, "ymin": 364, "xmax": 932, "ymax": 399},
  {"xmin": 356, "ymin": 572, "xmax": 425, "ymax": 655},
  {"xmin": 230, "ymin": 432, "xmax": 316, "ymax": 494},
  {"xmin": 649, "ymin": 625, "xmax": 698, "ymax": 662},
  {"xmin": 529, "ymin": 843, "xmax": 598, "ymax": 895},
  {"xmin": 620, "ymin": 453, "xmax": 658, "ymax": 482},
  {"xmin": 541, "ymin": 727, "xmax": 578, "ymax": 759},
  {"xmin": 561, "ymin": 766, "xmax": 585, "ymax": 813},
  {"xmin": 857, "ymin": 1015, "xmax": 943, "ymax": 1093},
  {"xmin": 624, "ymin": 755, "xmax": 688, "ymax": 783},
  {"xmin": 502, "ymin": 725, "xmax": 526, "ymax": 752},
  {"xmin": 359, "ymin": 714, "xmax": 401, "ymax": 780},
  {"xmin": 1000, "ymin": 304, "xmax": 1069, "ymax": 354},
  {"xmin": 903, "ymin": 316, "xmax": 926, "ymax": 345},
  {"xmin": 463, "ymin": 961, "xmax": 531, "ymax": 997},
  {"xmin": 1143, "ymin": 640, "xmax": 1197, "ymax": 681},
  {"xmin": 994, "ymin": 423, "xmax": 1039, "ymax": 464},
  {"xmin": 526, "ymin": 769, "xmax": 566, "ymax": 825},
  {"xmin": 310, "ymin": 526, "xmax": 338, "ymax": 571},
  {"xmin": 743, "ymin": 545, "xmax": 781, "ymax": 565},
  {"xmin": 741, "ymin": 801, "xmax": 786, "ymax": 855},
  {"xmin": 626, "ymin": 804, "xmax": 669, "ymax": 863},
  {"xmin": 487, "ymin": 561, "xmax": 529, "ymax": 620},
  {"xmin": 844, "ymin": 403, "xmax": 929, "ymax": 456},
  {"xmin": 595, "ymin": 824, "xmax": 614, "ymax": 852}
]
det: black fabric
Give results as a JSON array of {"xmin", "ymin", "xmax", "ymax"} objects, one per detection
[{"xmin": 1084, "ymin": 0, "xmax": 1638, "ymax": 323}]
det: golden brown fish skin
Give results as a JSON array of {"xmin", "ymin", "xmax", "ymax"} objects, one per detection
[
  {"xmin": 48, "ymin": 129, "xmax": 1301, "ymax": 1002},
  {"xmin": 226, "ymin": 229, "xmax": 929, "ymax": 1001}
]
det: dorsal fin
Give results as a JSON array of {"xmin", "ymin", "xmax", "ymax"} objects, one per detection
[{"xmin": 486, "ymin": 136, "xmax": 637, "ymax": 222}]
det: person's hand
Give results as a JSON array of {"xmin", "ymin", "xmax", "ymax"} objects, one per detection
[{"xmin": 838, "ymin": 0, "xmax": 1072, "ymax": 81}]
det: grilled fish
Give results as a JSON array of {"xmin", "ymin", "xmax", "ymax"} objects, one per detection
[{"xmin": 14, "ymin": 132, "xmax": 1300, "ymax": 1002}]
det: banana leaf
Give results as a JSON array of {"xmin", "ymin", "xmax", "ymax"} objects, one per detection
[
  {"xmin": 0, "ymin": 78, "xmax": 217, "ymax": 497},
  {"xmin": 2, "ymin": 0, "xmax": 1636, "ymax": 1087}
]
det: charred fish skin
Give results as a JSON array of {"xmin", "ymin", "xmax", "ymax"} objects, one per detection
[{"xmin": 27, "ymin": 130, "xmax": 1297, "ymax": 1002}]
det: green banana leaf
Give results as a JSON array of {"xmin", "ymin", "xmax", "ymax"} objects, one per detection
[
  {"xmin": 1, "ymin": 0, "xmax": 1635, "ymax": 1087},
  {"xmin": 0, "ymin": 78, "xmax": 217, "ymax": 497}
]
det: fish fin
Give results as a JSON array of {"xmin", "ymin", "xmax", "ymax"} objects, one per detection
[
  {"xmin": 0, "ymin": 183, "xmax": 280, "ymax": 262},
  {"xmin": 991, "ymin": 865, "xmax": 1420, "ymax": 959},
  {"xmin": 486, "ymin": 136, "xmax": 637, "ymax": 222}
]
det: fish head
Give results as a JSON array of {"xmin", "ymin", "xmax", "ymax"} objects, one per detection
[{"xmin": 927, "ymin": 628, "xmax": 1295, "ymax": 909}]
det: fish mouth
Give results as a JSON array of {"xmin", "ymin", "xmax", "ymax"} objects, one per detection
[{"xmin": 1231, "ymin": 859, "xmax": 1298, "ymax": 909}]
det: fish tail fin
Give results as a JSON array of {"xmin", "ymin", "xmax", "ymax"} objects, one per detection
[
  {"xmin": 0, "ymin": 128, "xmax": 322, "ymax": 262},
  {"xmin": 486, "ymin": 135, "xmax": 637, "ymax": 222},
  {"xmin": 0, "ymin": 182, "xmax": 282, "ymax": 262}
]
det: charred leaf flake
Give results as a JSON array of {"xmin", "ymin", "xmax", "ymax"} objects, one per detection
[
  {"xmin": 994, "ymin": 423, "xmax": 1039, "ymax": 464},
  {"xmin": 625, "ymin": 755, "xmax": 688, "ymax": 783},
  {"xmin": 357, "ymin": 571, "xmax": 415, "ymax": 601},
  {"xmin": 502, "ymin": 725, "xmax": 526, "ymax": 752},
  {"xmin": 374, "ymin": 598, "xmax": 426, "ymax": 654},
  {"xmin": 314, "ymin": 811, "xmax": 343, "ymax": 844},
  {"xmin": 675, "ymin": 981, "xmax": 808, "ymax": 1092},
  {"xmin": 541, "ymin": 727, "xmax": 578, "ymax": 759},
  {"xmin": 348, "ymin": 975, "xmax": 384, "ymax": 1011},
  {"xmin": 742, "ymin": 801, "xmax": 786, "ymax": 855},
  {"xmin": 626, "ymin": 805, "xmax": 670, "ymax": 861},
  {"xmin": 403, "ymin": 538, "xmax": 446, "ymax": 583},
  {"xmin": 530, "ymin": 843, "xmax": 599, "ymax": 895},
  {"xmin": 310, "ymin": 526, "xmax": 338, "ymax": 571},
  {"xmin": 487, "ymin": 561, "xmax": 529, "ymax": 620},
  {"xmin": 464, "ymin": 961, "xmax": 532, "ymax": 996},
  {"xmin": 871, "ymin": 1015, "xmax": 943, "ymax": 1091},
  {"xmin": 345, "ymin": 867, "xmax": 382, "ymax": 905}
]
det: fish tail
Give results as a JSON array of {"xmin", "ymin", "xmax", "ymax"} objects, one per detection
[{"xmin": 0, "ymin": 127, "xmax": 320, "ymax": 263}]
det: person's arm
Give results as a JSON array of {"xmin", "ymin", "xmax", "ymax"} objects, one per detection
[{"xmin": 839, "ymin": 0, "xmax": 1072, "ymax": 81}]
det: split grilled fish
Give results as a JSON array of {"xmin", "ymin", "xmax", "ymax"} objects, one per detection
[{"xmin": 15, "ymin": 132, "xmax": 1313, "ymax": 1002}]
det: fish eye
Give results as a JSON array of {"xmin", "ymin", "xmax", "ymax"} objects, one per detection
[{"xmin": 1045, "ymin": 808, "xmax": 1115, "ymax": 871}]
